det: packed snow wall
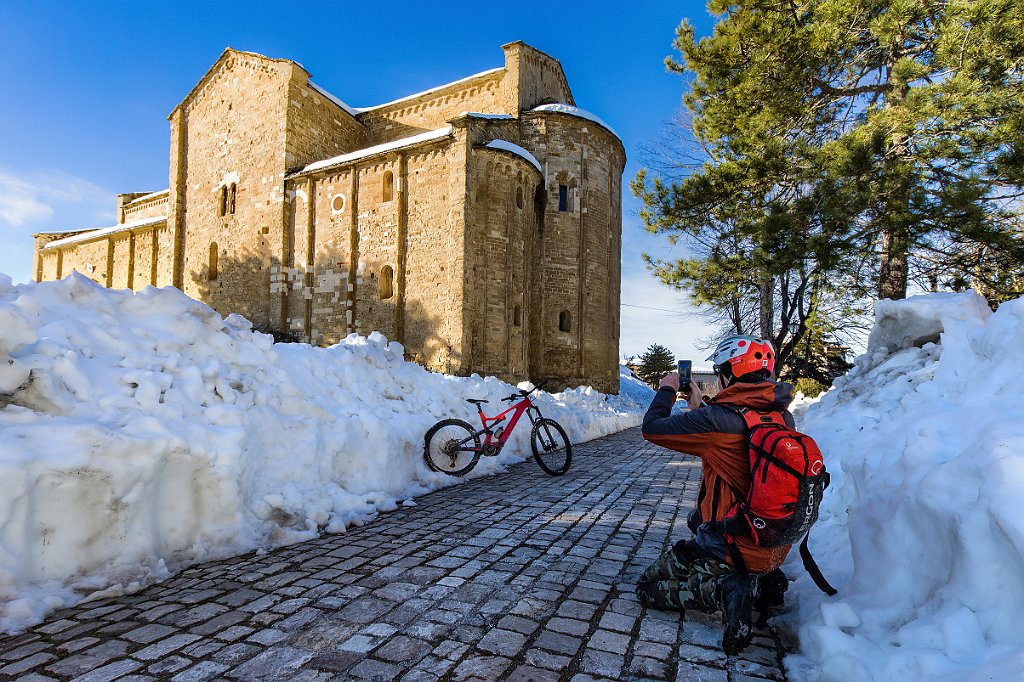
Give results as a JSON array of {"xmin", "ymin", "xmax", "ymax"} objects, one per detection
[
  {"xmin": 785, "ymin": 292, "xmax": 1024, "ymax": 681},
  {"xmin": 0, "ymin": 274, "xmax": 652, "ymax": 632}
]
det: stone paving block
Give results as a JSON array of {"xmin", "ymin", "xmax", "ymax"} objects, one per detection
[
  {"xmin": 628, "ymin": 655, "xmax": 667, "ymax": 678},
  {"xmin": 227, "ymin": 645, "xmax": 314, "ymax": 679},
  {"xmin": 675, "ymin": 661, "xmax": 729, "ymax": 682},
  {"xmin": 452, "ymin": 655, "xmax": 511, "ymax": 681},
  {"xmin": 374, "ymin": 635, "xmax": 431, "ymax": 663},
  {"xmin": 133, "ymin": 633, "xmax": 202, "ymax": 660},
  {"xmin": 589, "ymin": 629, "xmax": 632, "ymax": 655},
  {"xmin": 348, "ymin": 657, "xmax": 402, "ymax": 680},
  {"xmin": 580, "ymin": 648, "xmax": 625, "ymax": 678},
  {"xmin": 523, "ymin": 648, "xmax": 571, "ymax": 672},
  {"xmin": 506, "ymin": 664, "xmax": 561, "ymax": 681},
  {"xmin": 147, "ymin": 655, "xmax": 191, "ymax": 675},
  {"xmin": 171, "ymin": 660, "xmax": 231, "ymax": 681},
  {"xmin": 123, "ymin": 622, "xmax": 178, "ymax": 644},
  {"xmin": 533, "ymin": 630, "xmax": 583, "ymax": 657},
  {"xmin": 71, "ymin": 658, "xmax": 144, "ymax": 682},
  {"xmin": 1, "ymin": 652, "xmax": 57, "ymax": 676},
  {"xmin": 547, "ymin": 616, "xmax": 590, "ymax": 637},
  {"xmin": 475, "ymin": 628, "xmax": 528, "ymax": 657}
]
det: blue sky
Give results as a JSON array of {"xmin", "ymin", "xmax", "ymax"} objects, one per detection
[{"xmin": 0, "ymin": 0, "xmax": 720, "ymax": 364}]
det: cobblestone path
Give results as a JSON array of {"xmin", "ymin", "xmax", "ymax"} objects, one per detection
[{"xmin": 0, "ymin": 427, "xmax": 790, "ymax": 682}]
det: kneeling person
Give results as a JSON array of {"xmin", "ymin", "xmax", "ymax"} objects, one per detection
[{"xmin": 638, "ymin": 335, "xmax": 793, "ymax": 655}]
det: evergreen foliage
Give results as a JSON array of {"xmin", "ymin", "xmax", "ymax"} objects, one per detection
[
  {"xmin": 634, "ymin": 0, "xmax": 1024, "ymax": 385},
  {"xmin": 637, "ymin": 343, "xmax": 677, "ymax": 388}
]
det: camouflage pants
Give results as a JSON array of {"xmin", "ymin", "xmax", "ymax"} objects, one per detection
[{"xmin": 636, "ymin": 542, "xmax": 734, "ymax": 614}]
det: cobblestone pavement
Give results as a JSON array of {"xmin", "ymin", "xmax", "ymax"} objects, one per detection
[{"xmin": 0, "ymin": 427, "xmax": 791, "ymax": 682}]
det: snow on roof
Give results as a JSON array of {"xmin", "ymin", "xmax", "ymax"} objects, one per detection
[
  {"xmin": 460, "ymin": 112, "xmax": 515, "ymax": 120},
  {"xmin": 43, "ymin": 215, "xmax": 168, "ymax": 250},
  {"xmin": 294, "ymin": 126, "xmax": 454, "ymax": 176},
  {"xmin": 308, "ymin": 81, "xmax": 360, "ymax": 119},
  {"xmin": 125, "ymin": 189, "xmax": 169, "ymax": 204},
  {"xmin": 352, "ymin": 67, "xmax": 504, "ymax": 113},
  {"xmin": 531, "ymin": 103, "xmax": 620, "ymax": 140},
  {"xmin": 484, "ymin": 140, "xmax": 542, "ymax": 173}
]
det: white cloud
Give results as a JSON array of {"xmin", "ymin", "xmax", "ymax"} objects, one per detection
[
  {"xmin": 0, "ymin": 172, "xmax": 55, "ymax": 225},
  {"xmin": 0, "ymin": 168, "xmax": 112, "ymax": 229}
]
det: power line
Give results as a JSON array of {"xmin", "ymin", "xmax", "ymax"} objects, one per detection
[{"xmin": 621, "ymin": 303, "xmax": 683, "ymax": 313}]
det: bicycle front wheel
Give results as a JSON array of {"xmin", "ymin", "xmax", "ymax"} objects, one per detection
[
  {"xmin": 531, "ymin": 418, "xmax": 572, "ymax": 475},
  {"xmin": 424, "ymin": 419, "xmax": 481, "ymax": 477}
]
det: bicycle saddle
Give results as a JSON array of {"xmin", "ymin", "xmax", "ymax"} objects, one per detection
[{"xmin": 466, "ymin": 398, "xmax": 488, "ymax": 405}]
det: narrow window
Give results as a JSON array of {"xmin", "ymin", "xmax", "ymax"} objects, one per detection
[
  {"xmin": 516, "ymin": 186, "xmax": 524, "ymax": 210},
  {"xmin": 559, "ymin": 310, "xmax": 572, "ymax": 332},
  {"xmin": 209, "ymin": 242, "xmax": 219, "ymax": 281},
  {"xmin": 558, "ymin": 184, "xmax": 569, "ymax": 212},
  {"xmin": 513, "ymin": 305, "xmax": 522, "ymax": 327},
  {"xmin": 228, "ymin": 183, "xmax": 237, "ymax": 214},
  {"xmin": 218, "ymin": 186, "xmax": 227, "ymax": 216},
  {"xmin": 383, "ymin": 171, "xmax": 394, "ymax": 202},
  {"xmin": 380, "ymin": 265, "xmax": 394, "ymax": 299}
]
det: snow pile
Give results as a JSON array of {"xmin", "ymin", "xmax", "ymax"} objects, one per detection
[
  {"xmin": 784, "ymin": 291, "xmax": 1024, "ymax": 681},
  {"xmin": 0, "ymin": 273, "xmax": 650, "ymax": 632}
]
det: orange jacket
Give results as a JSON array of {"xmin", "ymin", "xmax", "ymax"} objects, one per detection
[{"xmin": 641, "ymin": 381, "xmax": 796, "ymax": 573}]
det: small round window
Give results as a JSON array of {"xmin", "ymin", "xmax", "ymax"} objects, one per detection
[{"xmin": 331, "ymin": 194, "xmax": 346, "ymax": 214}]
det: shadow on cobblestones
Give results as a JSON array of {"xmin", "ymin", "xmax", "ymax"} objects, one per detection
[{"xmin": 0, "ymin": 427, "xmax": 790, "ymax": 681}]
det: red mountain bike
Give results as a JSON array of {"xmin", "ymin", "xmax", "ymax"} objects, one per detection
[{"xmin": 423, "ymin": 380, "xmax": 572, "ymax": 477}]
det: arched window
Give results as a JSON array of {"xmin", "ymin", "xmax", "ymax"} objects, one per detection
[
  {"xmin": 513, "ymin": 305, "xmax": 522, "ymax": 327},
  {"xmin": 516, "ymin": 186, "xmax": 524, "ymax": 210},
  {"xmin": 218, "ymin": 186, "xmax": 227, "ymax": 216},
  {"xmin": 558, "ymin": 184, "xmax": 569, "ymax": 212},
  {"xmin": 559, "ymin": 310, "xmax": 572, "ymax": 332},
  {"xmin": 208, "ymin": 242, "xmax": 219, "ymax": 281},
  {"xmin": 379, "ymin": 265, "xmax": 394, "ymax": 299},
  {"xmin": 383, "ymin": 171, "xmax": 394, "ymax": 202},
  {"xmin": 228, "ymin": 183, "xmax": 237, "ymax": 214}
]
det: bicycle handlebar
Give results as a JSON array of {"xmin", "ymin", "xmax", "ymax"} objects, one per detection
[{"xmin": 501, "ymin": 380, "xmax": 549, "ymax": 402}]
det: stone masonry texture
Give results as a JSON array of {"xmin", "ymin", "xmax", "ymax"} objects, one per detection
[
  {"xmin": 0, "ymin": 428, "xmax": 790, "ymax": 681},
  {"xmin": 31, "ymin": 41, "xmax": 625, "ymax": 393}
]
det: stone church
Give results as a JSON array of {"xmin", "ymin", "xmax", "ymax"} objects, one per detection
[{"xmin": 32, "ymin": 42, "xmax": 625, "ymax": 393}]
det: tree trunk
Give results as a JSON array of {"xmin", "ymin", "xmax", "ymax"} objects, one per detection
[
  {"xmin": 877, "ymin": 47, "xmax": 911, "ymax": 301},
  {"xmin": 759, "ymin": 277, "xmax": 774, "ymax": 339}
]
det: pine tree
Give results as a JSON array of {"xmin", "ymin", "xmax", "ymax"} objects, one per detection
[
  {"xmin": 637, "ymin": 344, "xmax": 677, "ymax": 388},
  {"xmin": 634, "ymin": 0, "xmax": 1024, "ymax": 374}
]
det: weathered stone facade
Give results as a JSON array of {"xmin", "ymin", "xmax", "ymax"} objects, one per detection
[{"xmin": 32, "ymin": 42, "xmax": 625, "ymax": 393}]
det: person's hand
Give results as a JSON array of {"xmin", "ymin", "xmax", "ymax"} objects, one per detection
[
  {"xmin": 659, "ymin": 372, "xmax": 680, "ymax": 392},
  {"xmin": 686, "ymin": 381, "xmax": 703, "ymax": 411}
]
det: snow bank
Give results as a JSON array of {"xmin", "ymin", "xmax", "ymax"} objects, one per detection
[
  {"xmin": 784, "ymin": 291, "xmax": 1024, "ymax": 681},
  {"xmin": 484, "ymin": 140, "xmax": 543, "ymax": 173},
  {"xmin": 0, "ymin": 273, "xmax": 651, "ymax": 632}
]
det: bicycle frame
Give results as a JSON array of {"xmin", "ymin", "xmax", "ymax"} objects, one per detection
[{"xmin": 458, "ymin": 397, "xmax": 543, "ymax": 451}]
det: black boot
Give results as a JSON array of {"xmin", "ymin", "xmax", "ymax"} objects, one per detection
[
  {"xmin": 753, "ymin": 568, "xmax": 788, "ymax": 625},
  {"xmin": 721, "ymin": 573, "xmax": 755, "ymax": 656}
]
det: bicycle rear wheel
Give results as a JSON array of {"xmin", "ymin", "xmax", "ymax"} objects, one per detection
[
  {"xmin": 531, "ymin": 418, "xmax": 572, "ymax": 475},
  {"xmin": 424, "ymin": 419, "xmax": 481, "ymax": 477}
]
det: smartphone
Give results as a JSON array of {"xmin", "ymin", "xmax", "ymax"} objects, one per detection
[{"xmin": 677, "ymin": 360, "xmax": 692, "ymax": 385}]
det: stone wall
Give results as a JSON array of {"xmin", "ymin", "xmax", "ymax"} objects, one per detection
[
  {"xmin": 172, "ymin": 51, "xmax": 293, "ymax": 329},
  {"xmin": 357, "ymin": 71, "xmax": 509, "ymax": 146},
  {"xmin": 119, "ymin": 191, "xmax": 169, "ymax": 225},
  {"xmin": 519, "ymin": 111, "xmax": 624, "ymax": 394}
]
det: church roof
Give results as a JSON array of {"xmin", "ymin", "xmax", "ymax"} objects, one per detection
[
  {"xmin": 291, "ymin": 126, "xmax": 454, "ymax": 178},
  {"xmin": 351, "ymin": 67, "xmax": 504, "ymax": 114}
]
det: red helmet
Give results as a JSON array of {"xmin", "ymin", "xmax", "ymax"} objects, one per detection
[{"xmin": 706, "ymin": 335, "xmax": 776, "ymax": 379}]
